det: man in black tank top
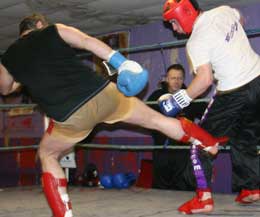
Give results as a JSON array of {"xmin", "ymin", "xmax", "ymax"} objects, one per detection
[{"xmin": 0, "ymin": 14, "xmax": 228, "ymax": 217}]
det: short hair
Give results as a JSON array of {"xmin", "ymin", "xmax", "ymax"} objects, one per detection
[
  {"xmin": 166, "ymin": 64, "xmax": 185, "ymax": 78},
  {"xmin": 19, "ymin": 13, "xmax": 49, "ymax": 35},
  {"xmin": 160, "ymin": 63, "xmax": 186, "ymax": 89}
]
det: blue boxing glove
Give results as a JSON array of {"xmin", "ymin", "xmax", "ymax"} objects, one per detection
[
  {"xmin": 112, "ymin": 173, "xmax": 128, "ymax": 189},
  {"xmin": 100, "ymin": 174, "xmax": 113, "ymax": 189},
  {"xmin": 108, "ymin": 51, "xmax": 148, "ymax": 96},
  {"xmin": 112, "ymin": 172, "xmax": 137, "ymax": 189},
  {"xmin": 158, "ymin": 90, "xmax": 192, "ymax": 117}
]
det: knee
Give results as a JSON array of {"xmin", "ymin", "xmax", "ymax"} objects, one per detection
[{"xmin": 38, "ymin": 146, "xmax": 60, "ymax": 163}]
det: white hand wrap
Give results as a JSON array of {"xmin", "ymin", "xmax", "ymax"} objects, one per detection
[{"xmin": 172, "ymin": 89, "xmax": 192, "ymax": 108}]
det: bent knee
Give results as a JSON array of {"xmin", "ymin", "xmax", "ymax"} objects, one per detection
[{"xmin": 38, "ymin": 146, "xmax": 61, "ymax": 162}]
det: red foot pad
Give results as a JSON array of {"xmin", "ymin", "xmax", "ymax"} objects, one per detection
[
  {"xmin": 235, "ymin": 189, "xmax": 260, "ymax": 204},
  {"xmin": 178, "ymin": 189, "xmax": 214, "ymax": 215},
  {"xmin": 178, "ymin": 117, "xmax": 228, "ymax": 153},
  {"xmin": 42, "ymin": 172, "xmax": 73, "ymax": 217}
]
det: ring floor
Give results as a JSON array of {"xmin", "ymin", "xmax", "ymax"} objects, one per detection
[{"xmin": 0, "ymin": 186, "xmax": 259, "ymax": 217}]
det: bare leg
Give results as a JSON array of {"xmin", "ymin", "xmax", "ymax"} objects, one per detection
[
  {"xmin": 124, "ymin": 98, "xmax": 227, "ymax": 154},
  {"xmin": 38, "ymin": 132, "xmax": 74, "ymax": 177},
  {"xmin": 124, "ymin": 98, "xmax": 185, "ymax": 140}
]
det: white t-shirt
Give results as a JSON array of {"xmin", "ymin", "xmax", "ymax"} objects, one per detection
[{"xmin": 187, "ymin": 6, "xmax": 260, "ymax": 91}]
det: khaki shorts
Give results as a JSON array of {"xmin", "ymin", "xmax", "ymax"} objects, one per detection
[{"xmin": 49, "ymin": 82, "xmax": 136, "ymax": 143}]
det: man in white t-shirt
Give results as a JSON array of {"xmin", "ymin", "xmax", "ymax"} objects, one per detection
[{"xmin": 160, "ymin": 0, "xmax": 260, "ymax": 215}]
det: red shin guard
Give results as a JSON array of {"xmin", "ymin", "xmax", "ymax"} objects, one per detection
[
  {"xmin": 42, "ymin": 172, "xmax": 72, "ymax": 217},
  {"xmin": 178, "ymin": 188, "xmax": 214, "ymax": 214},
  {"xmin": 178, "ymin": 117, "xmax": 228, "ymax": 154}
]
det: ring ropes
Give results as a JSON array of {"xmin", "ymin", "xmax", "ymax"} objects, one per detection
[{"xmin": 0, "ymin": 143, "xmax": 259, "ymax": 152}]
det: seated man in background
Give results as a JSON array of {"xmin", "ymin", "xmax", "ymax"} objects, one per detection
[
  {"xmin": 147, "ymin": 64, "xmax": 211, "ymax": 190},
  {"xmin": 148, "ymin": 64, "xmax": 186, "ymax": 102}
]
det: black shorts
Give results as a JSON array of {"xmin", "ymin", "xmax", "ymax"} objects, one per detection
[{"xmin": 201, "ymin": 76, "xmax": 260, "ymax": 191}]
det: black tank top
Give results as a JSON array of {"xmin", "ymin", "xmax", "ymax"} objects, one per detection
[{"xmin": 1, "ymin": 25, "xmax": 109, "ymax": 121}]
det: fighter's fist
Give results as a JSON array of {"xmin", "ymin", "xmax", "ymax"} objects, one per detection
[
  {"xmin": 158, "ymin": 90, "xmax": 192, "ymax": 117},
  {"xmin": 108, "ymin": 51, "xmax": 148, "ymax": 96},
  {"xmin": 117, "ymin": 60, "xmax": 148, "ymax": 96}
]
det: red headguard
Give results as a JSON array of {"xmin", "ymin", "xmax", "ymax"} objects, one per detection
[{"xmin": 163, "ymin": 0, "xmax": 199, "ymax": 34}]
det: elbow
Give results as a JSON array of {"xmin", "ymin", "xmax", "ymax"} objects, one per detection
[
  {"xmin": 204, "ymin": 77, "xmax": 213, "ymax": 90},
  {"xmin": 205, "ymin": 72, "xmax": 214, "ymax": 88},
  {"xmin": 200, "ymin": 75, "xmax": 213, "ymax": 94}
]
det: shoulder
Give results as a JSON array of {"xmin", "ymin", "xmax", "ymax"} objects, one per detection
[
  {"xmin": 54, "ymin": 23, "xmax": 81, "ymax": 42},
  {"xmin": 29, "ymin": 24, "xmax": 60, "ymax": 41},
  {"xmin": 54, "ymin": 23, "xmax": 67, "ymax": 32},
  {"xmin": 54, "ymin": 23, "xmax": 78, "ymax": 36},
  {"xmin": 41, "ymin": 24, "xmax": 59, "ymax": 35},
  {"xmin": 206, "ymin": 5, "xmax": 235, "ymax": 14},
  {"xmin": 208, "ymin": 5, "xmax": 240, "ymax": 20}
]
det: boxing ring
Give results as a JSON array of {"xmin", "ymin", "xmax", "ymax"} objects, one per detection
[{"xmin": 0, "ymin": 28, "xmax": 260, "ymax": 217}]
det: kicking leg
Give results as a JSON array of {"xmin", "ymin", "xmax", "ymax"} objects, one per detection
[
  {"xmin": 124, "ymin": 98, "xmax": 228, "ymax": 154},
  {"xmin": 178, "ymin": 117, "xmax": 228, "ymax": 154}
]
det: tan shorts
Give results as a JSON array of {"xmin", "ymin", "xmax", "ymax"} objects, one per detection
[{"xmin": 49, "ymin": 82, "xmax": 136, "ymax": 143}]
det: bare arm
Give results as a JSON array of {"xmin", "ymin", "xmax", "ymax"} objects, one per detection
[
  {"xmin": 0, "ymin": 64, "xmax": 21, "ymax": 95},
  {"xmin": 55, "ymin": 23, "xmax": 113, "ymax": 61},
  {"xmin": 186, "ymin": 63, "xmax": 214, "ymax": 99}
]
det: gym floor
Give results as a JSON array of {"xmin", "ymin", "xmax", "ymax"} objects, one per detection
[{"xmin": 0, "ymin": 186, "xmax": 259, "ymax": 217}]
